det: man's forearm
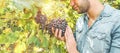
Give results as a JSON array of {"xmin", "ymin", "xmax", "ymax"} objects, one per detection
[{"xmin": 67, "ymin": 44, "xmax": 79, "ymax": 53}]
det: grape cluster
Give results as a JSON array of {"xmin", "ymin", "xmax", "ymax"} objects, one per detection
[
  {"xmin": 35, "ymin": 10, "xmax": 67, "ymax": 36},
  {"xmin": 35, "ymin": 10, "xmax": 47, "ymax": 31},
  {"xmin": 46, "ymin": 18, "xmax": 67, "ymax": 36}
]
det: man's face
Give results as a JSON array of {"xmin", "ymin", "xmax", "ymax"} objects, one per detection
[{"xmin": 70, "ymin": 0, "xmax": 90, "ymax": 14}]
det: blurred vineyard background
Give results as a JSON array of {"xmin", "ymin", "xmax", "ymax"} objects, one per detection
[{"xmin": 0, "ymin": 0, "xmax": 120, "ymax": 53}]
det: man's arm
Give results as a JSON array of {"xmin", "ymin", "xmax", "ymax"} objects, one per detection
[
  {"xmin": 110, "ymin": 21, "xmax": 120, "ymax": 53},
  {"xmin": 65, "ymin": 26, "xmax": 79, "ymax": 53}
]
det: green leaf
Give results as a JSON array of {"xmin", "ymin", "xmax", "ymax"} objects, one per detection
[
  {"xmin": 0, "ymin": 31, "xmax": 19, "ymax": 44},
  {"xmin": 28, "ymin": 35, "xmax": 40, "ymax": 47},
  {"xmin": 0, "ymin": 8, "xmax": 4, "ymax": 14}
]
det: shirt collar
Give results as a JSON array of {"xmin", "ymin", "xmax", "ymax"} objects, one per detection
[
  {"xmin": 100, "ymin": 4, "xmax": 114, "ymax": 17},
  {"xmin": 83, "ymin": 4, "xmax": 114, "ymax": 21}
]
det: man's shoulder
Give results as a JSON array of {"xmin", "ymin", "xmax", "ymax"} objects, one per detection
[
  {"xmin": 108, "ymin": 8, "xmax": 120, "ymax": 33},
  {"xmin": 107, "ymin": 4, "xmax": 120, "ymax": 18},
  {"xmin": 113, "ymin": 9, "xmax": 120, "ymax": 17},
  {"xmin": 110, "ymin": 8, "xmax": 120, "ymax": 22},
  {"xmin": 103, "ymin": 4, "xmax": 120, "ymax": 22}
]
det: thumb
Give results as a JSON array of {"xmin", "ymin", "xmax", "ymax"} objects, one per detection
[{"xmin": 64, "ymin": 26, "xmax": 69, "ymax": 41}]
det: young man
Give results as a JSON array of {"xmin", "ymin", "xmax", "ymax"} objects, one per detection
[{"xmin": 52, "ymin": 0, "xmax": 120, "ymax": 53}]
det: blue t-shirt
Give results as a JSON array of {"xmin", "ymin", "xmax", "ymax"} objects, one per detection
[{"xmin": 75, "ymin": 4, "xmax": 120, "ymax": 53}]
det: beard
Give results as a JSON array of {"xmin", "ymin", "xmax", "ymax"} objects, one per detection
[
  {"xmin": 78, "ymin": 5, "xmax": 90, "ymax": 14},
  {"xmin": 74, "ymin": 0, "xmax": 90, "ymax": 14}
]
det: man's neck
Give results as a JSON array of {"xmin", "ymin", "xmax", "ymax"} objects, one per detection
[{"xmin": 87, "ymin": 0, "xmax": 104, "ymax": 21}]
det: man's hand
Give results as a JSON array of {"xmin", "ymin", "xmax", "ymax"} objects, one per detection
[
  {"xmin": 52, "ymin": 27, "xmax": 65, "ymax": 41},
  {"xmin": 65, "ymin": 26, "xmax": 79, "ymax": 53},
  {"xmin": 52, "ymin": 26, "xmax": 79, "ymax": 53}
]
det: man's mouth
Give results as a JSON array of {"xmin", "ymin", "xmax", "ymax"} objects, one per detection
[
  {"xmin": 73, "ymin": 7, "xmax": 78, "ymax": 11},
  {"xmin": 72, "ymin": 5, "xmax": 79, "ymax": 11}
]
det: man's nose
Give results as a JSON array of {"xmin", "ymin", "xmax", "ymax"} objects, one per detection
[{"xmin": 70, "ymin": 0, "xmax": 74, "ymax": 6}]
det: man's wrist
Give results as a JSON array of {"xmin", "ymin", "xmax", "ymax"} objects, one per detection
[
  {"xmin": 68, "ymin": 49, "xmax": 79, "ymax": 53},
  {"xmin": 68, "ymin": 46, "xmax": 79, "ymax": 53}
]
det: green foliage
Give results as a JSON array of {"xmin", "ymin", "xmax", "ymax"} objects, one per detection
[
  {"xmin": 0, "ymin": 0, "xmax": 120, "ymax": 53},
  {"xmin": 0, "ymin": 0, "xmax": 77, "ymax": 53},
  {"xmin": 107, "ymin": 0, "xmax": 120, "ymax": 9}
]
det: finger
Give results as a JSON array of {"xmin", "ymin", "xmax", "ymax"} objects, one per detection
[
  {"xmin": 52, "ymin": 27, "xmax": 54, "ymax": 34},
  {"xmin": 58, "ymin": 29, "xmax": 65, "ymax": 41},
  {"xmin": 67, "ymin": 26, "xmax": 72, "ymax": 33},
  {"xmin": 65, "ymin": 26, "xmax": 71, "ymax": 40},
  {"xmin": 58, "ymin": 29, "xmax": 62, "ymax": 39},
  {"xmin": 65, "ymin": 26, "xmax": 68, "ymax": 40},
  {"xmin": 55, "ymin": 29, "xmax": 58, "ymax": 38}
]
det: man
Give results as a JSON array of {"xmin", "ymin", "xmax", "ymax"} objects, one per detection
[{"xmin": 52, "ymin": 0, "xmax": 120, "ymax": 53}]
